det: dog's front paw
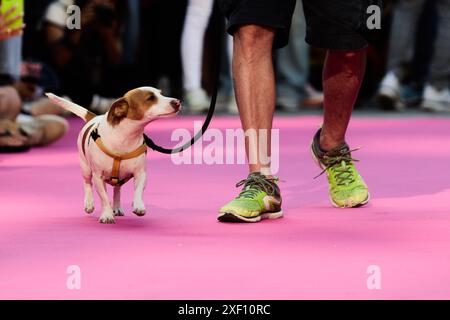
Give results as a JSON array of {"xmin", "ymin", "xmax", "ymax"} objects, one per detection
[
  {"xmin": 99, "ymin": 212, "xmax": 116, "ymax": 224},
  {"xmin": 113, "ymin": 208, "xmax": 125, "ymax": 216},
  {"xmin": 85, "ymin": 205, "xmax": 94, "ymax": 214},
  {"xmin": 84, "ymin": 199, "xmax": 94, "ymax": 214},
  {"xmin": 132, "ymin": 201, "xmax": 146, "ymax": 217}
]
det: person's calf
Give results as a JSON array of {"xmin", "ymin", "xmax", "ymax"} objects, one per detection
[{"xmin": 321, "ymin": 49, "xmax": 366, "ymax": 151}]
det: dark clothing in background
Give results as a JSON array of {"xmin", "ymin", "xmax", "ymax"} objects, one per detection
[{"xmin": 219, "ymin": 0, "xmax": 382, "ymax": 50}]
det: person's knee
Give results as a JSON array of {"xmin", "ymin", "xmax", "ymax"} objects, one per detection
[
  {"xmin": 0, "ymin": 86, "xmax": 21, "ymax": 121},
  {"xmin": 329, "ymin": 49, "xmax": 366, "ymax": 61},
  {"xmin": 234, "ymin": 25, "xmax": 275, "ymax": 53}
]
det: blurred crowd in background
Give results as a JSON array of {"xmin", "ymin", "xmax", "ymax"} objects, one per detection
[{"xmin": 0, "ymin": 0, "xmax": 449, "ymax": 152}]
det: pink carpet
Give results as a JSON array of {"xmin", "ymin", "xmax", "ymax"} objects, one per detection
[{"xmin": 1, "ymin": 115, "xmax": 450, "ymax": 300}]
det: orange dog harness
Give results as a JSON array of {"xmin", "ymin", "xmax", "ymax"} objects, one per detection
[{"xmin": 85, "ymin": 125, "xmax": 147, "ymax": 186}]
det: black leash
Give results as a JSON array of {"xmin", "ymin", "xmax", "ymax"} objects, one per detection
[{"xmin": 143, "ymin": 37, "xmax": 221, "ymax": 154}]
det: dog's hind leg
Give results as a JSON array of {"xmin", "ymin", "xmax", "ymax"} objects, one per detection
[
  {"xmin": 93, "ymin": 174, "xmax": 115, "ymax": 224},
  {"xmin": 80, "ymin": 156, "xmax": 94, "ymax": 214},
  {"xmin": 113, "ymin": 186, "xmax": 125, "ymax": 216}
]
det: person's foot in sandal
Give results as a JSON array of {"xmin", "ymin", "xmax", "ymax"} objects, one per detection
[
  {"xmin": 17, "ymin": 114, "xmax": 69, "ymax": 147},
  {"xmin": 0, "ymin": 119, "xmax": 31, "ymax": 153}
]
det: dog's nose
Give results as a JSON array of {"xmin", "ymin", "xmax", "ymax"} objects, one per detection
[{"xmin": 171, "ymin": 99, "xmax": 181, "ymax": 111}]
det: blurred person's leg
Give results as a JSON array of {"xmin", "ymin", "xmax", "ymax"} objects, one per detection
[
  {"xmin": 276, "ymin": 0, "xmax": 323, "ymax": 111},
  {"xmin": 422, "ymin": 0, "xmax": 450, "ymax": 112},
  {"xmin": 217, "ymin": 34, "xmax": 236, "ymax": 113},
  {"xmin": 411, "ymin": 0, "xmax": 439, "ymax": 87},
  {"xmin": 0, "ymin": 34, "xmax": 23, "ymax": 120},
  {"xmin": 225, "ymin": 32, "xmax": 241, "ymax": 114},
  {"xmin": 0, "ymin": 35, "xmax": 28, "ymax": 152},
  {"xmin": 101, "ymin": 0, "xmax": 141, "ymax": 96},
  {"xmin": 0, "ymin": 35, "xmax": 68, "ymax": 149},
  {"xmin": 123, "ymin": 0, "xmax": 140, "ymax": 66},
  {"xmin": 378, "ymin": 0, "xmax": 427, "ymax": 110},
  {"xmin": 0, "ymin": 37, "xmax": 22, "ymax": 80},
  {"xmin": 54, "ymin": 52, "xmax": 109, "ymax": 113},
  {"xmin": 181, "ymin": 0, "xmax": 214, "ymax": 113},
  {"xmin": 276, "ymin": 0, "xmax": 308, "ymax": 110},
  {"xmin": 386, "ymin": 0, "xmax": 427, "ymax": 77}
]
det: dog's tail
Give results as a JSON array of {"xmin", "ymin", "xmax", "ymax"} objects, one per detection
[{"xmin": 45, "ymin": 93, "xmax": 97, "ymax": 123}]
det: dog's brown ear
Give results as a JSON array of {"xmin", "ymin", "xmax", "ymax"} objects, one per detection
[{"xmin": 107, "ymin": 98, "xmax": 129, "ymax": 126}]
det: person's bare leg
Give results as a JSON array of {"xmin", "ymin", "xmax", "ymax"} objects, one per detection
[
  {"xmin": 218, "ymin": 25, "xmax": 283, "ymax": 222},
  {"xmin": 232, "ymin": 25, "xmax": 276, "ymax": 175},
  {"xmin": 320, "ymin": 49, "xmax": 366, "ymax": 151},
  {"xmin": 312, "ymin": 49, "xmax": 370, "ymax": 208}
]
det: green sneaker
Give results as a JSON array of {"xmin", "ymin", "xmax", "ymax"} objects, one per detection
[
  {"xmin": 311, "ymin": 129, "xmax": 370, "ymax": 208},
  {"xmin": 218, "ymin": 172, "xmax": 283, "ymax": 223}
]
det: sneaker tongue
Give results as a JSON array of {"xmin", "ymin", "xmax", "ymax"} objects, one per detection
[
  {"xmin": 244, "ymin": 172, "xmax": 262, "ymax": 189},
  {"xmin": 325, "ymin": 143, "xmax": 350, "ymax": 157},
  {"xmin": 248, "ymin": 172, "xmax": 262, "ymax": 177}
]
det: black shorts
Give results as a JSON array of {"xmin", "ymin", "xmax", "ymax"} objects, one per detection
[
  {"xmin": 219, "ymin": 0, "xmax": 382, "ymax": 50},
  {"xmin": 219, "ymin": 0, "xmax": 296, "ymax": 49}
]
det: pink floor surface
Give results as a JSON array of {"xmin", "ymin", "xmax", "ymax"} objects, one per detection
[{"xmin": 1, "ymin": 115, "xmax": 450, "ymax": 300}]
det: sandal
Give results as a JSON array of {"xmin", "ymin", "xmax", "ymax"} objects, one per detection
[{"xmin": 0, "ymin": 120, "xmax": 31, "ymax": 153}]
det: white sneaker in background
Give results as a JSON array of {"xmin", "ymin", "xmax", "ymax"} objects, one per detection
[
  {"xmin": 184, "ymin": 89, "xmax": 210, "ymax": 114},
  {"xmin": 90, "ymin": 95, "xmax": 115, "ymax": 114},
  {"xmin": 277, "ymin": 83, "xmax": 323, "ymax": 112},
  {"xmin": 277, "ymin": 95, "xmax": 299, "ymax": 112},
  {"xmin": 422, "ymin": 85, "xmax": 450, "ymax": 112},
  {"xmin": 378, "ymin": 71, "xmax": 405, "ymax": 111},
  {"xmin": 226, "ymin": 96, "xmax": 239, "ymax": 115},
  {"xmin": 301, "ymin": 84, "xmax": 323, "ymax": 108},
  {"xmin": 17, "ymin": 114, "xmax": 69, "ymax": 146}
]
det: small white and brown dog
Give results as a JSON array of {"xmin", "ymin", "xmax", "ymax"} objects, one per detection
[{"xmin": 46, "ymin": 88, "xmax": 181, "ymax": 224}]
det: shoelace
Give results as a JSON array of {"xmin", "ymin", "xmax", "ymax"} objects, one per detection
[
  {"xmin": 314, "ymin": 147, "xmax": 361, "ymax": 186},
  {"xmin": 236, "ymin": 174, "xmax": 278, "ymax": 199}
]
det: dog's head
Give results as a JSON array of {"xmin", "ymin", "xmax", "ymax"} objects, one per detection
[{"xmin": 107, "ymin": 87, "xmax": 181, "ymax": 126}]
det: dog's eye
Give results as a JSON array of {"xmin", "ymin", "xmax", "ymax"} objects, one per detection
[{"xmin": 147, "ymin": 95, "xmax": 156, "ymax": 102}]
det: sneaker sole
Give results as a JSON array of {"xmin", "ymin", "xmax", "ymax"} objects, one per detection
[
  {"xmin": 310, "ymin": 142, "xmax": 370, "ymax": 208},
  {"xmin": 217, "ymin": 210, "xmax": 283, "ymax": 223},
  {"xmin": 422, "ymin": 100, "xmax": 450, "ymax": 113},
  {"xmin": 329, "ymin": 193, "xmax": 370, "ymax": 208},
  {"xmin": 377, "ymin": 93, "xmax": 405, "ymax": 111}
]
